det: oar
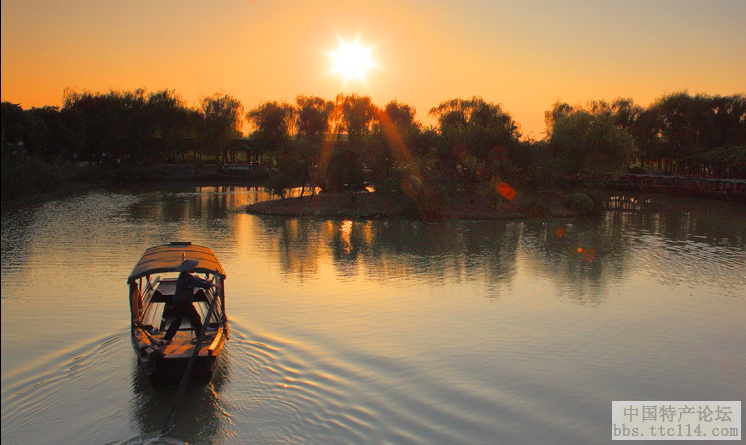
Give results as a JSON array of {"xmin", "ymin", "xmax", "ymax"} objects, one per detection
[{"xmin": 160, "ymin": 283, "xmax": 221, "ymax": 435}]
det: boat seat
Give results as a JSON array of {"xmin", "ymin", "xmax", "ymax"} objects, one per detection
[
  {"xmin": 153, "ymin": 288, "xmax": 208, "ymax": 304},
  {"xmin": 151, "ymin": 290, "xmax": 169, "ymax": 303}
]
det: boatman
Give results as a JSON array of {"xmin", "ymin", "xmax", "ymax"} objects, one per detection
[{"xmin": 162, "ymin": 259, "xmax": 220, "ymax": 344}]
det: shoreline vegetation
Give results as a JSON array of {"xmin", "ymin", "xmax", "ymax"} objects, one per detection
[
  {"xmin": 244, "ymin": 178, "xmax": 745, "ymax": 220},
  {"xmin": 3, "ymin": 89, "xmax": 744, "ymax": 216},
  {"xmin": 2, "ymin": 156, "xmax": 742, "ymax": 218},
  {"xmin": 246, "ymin": 189, "xmax": 576, "ymax": 220}
]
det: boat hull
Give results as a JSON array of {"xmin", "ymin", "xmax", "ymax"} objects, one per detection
[{"xmin": 131, "ymin": 324, "xmax": 228, "ymax": 386}]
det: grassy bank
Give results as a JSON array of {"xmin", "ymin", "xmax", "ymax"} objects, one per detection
[
  {"xmin": 245, "ymin": 186, "xmax": 595, "ymax": 221},
  {"xmin": 2, "ymin": 153, "xmax": 602, "ymax": 220},
  {"xmin": 1, "ymin": 153, "xmax": 77, "ymax": 205},
  {"xmin": 0, "ymin": 153, "xmax": 166, "ymax": 210}
]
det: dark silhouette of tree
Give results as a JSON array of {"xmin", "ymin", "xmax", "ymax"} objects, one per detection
[
  {"xmin": 296, "ymin": 95, "xmax": 333, "ymax": 140},
  {"xmin": 549, "ymin": 109, "xmax": 637, "ymax": 177},
  {"xmin": 201, "ymin": 93, "xmax": 244, "ymax": 140},
  {"xmin": 62, "ymin": 88, "xmax": 147, "ymax": 163},
  {"xmin": 369, "ymin": 100, "xmax": 422, "ymax": 195},
  {"xmin": 541, "ymin": 94, "xmax": 745, "ymax": 178},
  {"xmin": 1, "ymin": 102, "xmax": 79, "ymax": 200},
  {"xmin": 653, "ymin": 93, "xmax": 713, "ymax": 161},
  {"xmin": 611, "ymin": 98, "xmax": 643, "ymax": 130},
  {"xmin": 246, "ymin": 100, "xmax": 295, "ymax": 165},
  {"xmin": 636, "ymin": 93, "xmax": 745, "ymax": 175},
  {"xmin": 200, "ymin": 93, "xmax": 243, "ymax": 161},
  {"xmin": 1, "ymin": 102, "xmax": 25, "ymax": 151},
  {"xmin": 324, "ymin": 141, "xmax": 365, "ymax": 193},
  {"xmin": 711, "ymin": 95, "xmax": 746, "ymax": 148},
  {"xmin": 340, "ymin": 94, "xmax": 378, "ymax": 144},
  {"xmin": 1, "ymin": 102, "xmax": 49, "ymax": 156},
  {"xmin": 543, "ymin": 101, "xmax": 574, "ymax": 138},
  {"xmin": 247, "ymin": 101, "xmax": 295, "ymax": 142},
  {"xmin": 317, "ymin": 94, "xmax": 378, "ymax": 194},
  {"xmin": 4, "ymin": 86, "xmax": 745, "ymax": 205},
  {"xmin": 29, "ymin": 106, "xmax": 86, "ymax": 159},
  {"xmin": 383, "ymin": 101, "xmax": 417, "ymax": 128},
  {"xmin": 246, "ymin": 101, "xmax": 297, "ymax": 195},
  {"xmin": 295, "ymin": 96, "xmax": 334, "ymax": 195},
  {"xmin": 144, "ymin": 90, "xmax": 190, "ymax": 137},
  {"xmin": 141, "ymin": 90, "xmax": 203, "ymax": 162},
  {"xmin": 63, "ymin": 88, "xmax": 194, "ymax": 163},
  {"xmin": 429, "ymin": 97, "xmax": 521, "ymax": 194}
]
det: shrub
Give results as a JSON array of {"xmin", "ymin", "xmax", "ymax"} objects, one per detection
[
  {"xmin": 400, "ymin": 191, "xmax": 445, "ymax": 221},
  {"xmin": 519, "ymin": 196, "xmax": 550, "ymax": 218},
  {"xmin": 264, "ymin": 174, "xmax": 289, "ymax": 199},
  {"xmin": 374, "ymin": 177, "xmax": 403, "ymax": 197},
  {"xmin": 1, "ymin": 153, "xmax": 73, "ymax": 201},
  {"xmin": 479, "ymin": 180, "xmax": 509, "ymax": 208},
  {"xmin": 567, "ymin": 193, "xmax": 595, "ymax": 216}
]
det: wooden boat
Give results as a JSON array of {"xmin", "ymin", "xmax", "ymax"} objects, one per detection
[{"xmin": 128, "ymin": 242, "xmax": 229, "ymax": 386}]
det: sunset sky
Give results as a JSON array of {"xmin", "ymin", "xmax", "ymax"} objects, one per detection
[{"xmin": 2, "ymin": 0, "xmax": 745, "ymax": 139}]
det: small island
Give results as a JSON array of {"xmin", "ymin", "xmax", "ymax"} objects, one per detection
[{"xmin": 246, "ymin": 189, "xmax": 576, "ymax": 220}]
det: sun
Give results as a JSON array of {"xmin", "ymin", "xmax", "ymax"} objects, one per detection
[{"xmin": 328, "ymin": 38, "xmax": 376, "ymax": 83}]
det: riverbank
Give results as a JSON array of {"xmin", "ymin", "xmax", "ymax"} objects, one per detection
[
  {"xmin": 0, "ymin": 156, "xmax": 267, "ymax": 211},
  {"xmin": 246, "ymin": 190, "xmax": 577, "ymax": 220}
]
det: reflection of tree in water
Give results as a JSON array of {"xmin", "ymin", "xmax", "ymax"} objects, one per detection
[
  {"xmin": 129, "ymin": 354, "xmax": 230, "ymax": 442},
  {"xmin": 520, "ymin": 194, "xmax": 746, "ymax": 304},
  {"xmin": 520, "ymin": 216, "xmax": 633, "ymax": 305},
  {"xmin": 257, "ymin": 217, "xmax": 521, "ymax": 291},
  {"xmin": 618, "ymin": 197, "xmax": 746, "ymax": 293},
  {"xmin": 1, "ymin": 206, "xmax": 42, "ymax": 273},
  {"xmin": 128, "ymin": 186, "xmax": 270, "ymax": 224},
  {"xmin": 253, "ymin": 191, "xmax": 745, "ymax": 304},
  {"xmin": 255, "ymin": 216, "xmax": 327, "ymax": 282},
  {"xmin": 123, "ymin": 186, "xmax": 270, "ymax": 255},
  {"xmin": 354, "ymin": 220, "xmax": 522, "ymax": 292}
]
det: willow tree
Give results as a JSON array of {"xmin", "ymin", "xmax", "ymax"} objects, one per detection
[
  {"xmin": 295, "ymin": 96, "xmax": 333, "ymax": 195},
  {"xmin": 430, "ymin": 97, "xmax": 520, "ymax": 188},
  {"xmin": 246, "ymin": 100, "xmax": 296, "ymax": 166},
  {"xmin": 369, "ymin": 100, "xmax": 422, "ymax": 195},
  {"xmin": 550, "ymin": 111, "xmax": 637, "ymax": 177},
  {"xmin": 201, "ymin": 93, "xmax": 243, "ymax": 160},
  {"xmin": 61, "ymin": 88, "xmax": 151, "ymax": 163},
  {"xmin": 320, "ymin": 94, "xmax": 378, "ymax": 193},
  {"xmin": 340, "ymin": 94, "xmax": 378, "ymax": 144},
  {"xmin": 296, "ymin": 95, "xmax": 333, "ymax": 140}
]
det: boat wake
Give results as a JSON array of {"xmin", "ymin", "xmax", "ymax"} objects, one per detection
[{"xmin": 106, "ymin": 431, "xmax": 186, "ymax": 445}]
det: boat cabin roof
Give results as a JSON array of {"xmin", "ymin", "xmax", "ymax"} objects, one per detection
[{"xmin": 127, "ymin": 242, "xmax": 226, "ymax": 284}]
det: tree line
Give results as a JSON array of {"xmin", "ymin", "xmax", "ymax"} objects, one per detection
[
  {"xmin": 2, "ymin": 89, "xmax": 745, "ymax": 204},
  {"xmin": 2, "ymin": 89, "xmax": 244, "ymax": 164}
]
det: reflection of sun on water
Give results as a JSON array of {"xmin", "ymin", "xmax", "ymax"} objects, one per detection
[{"xmin": 340, "ymin": 220, "xmax": 353, "ymax": 254}]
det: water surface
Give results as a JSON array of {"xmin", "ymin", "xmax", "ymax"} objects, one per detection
[{"xmin": 2, "ymin": 186, "xmax": 744, "ymax": 444}]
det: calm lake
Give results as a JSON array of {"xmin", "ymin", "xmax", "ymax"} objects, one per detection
[{"xmin": 2, "ymin": 185, "xmax": 745, "ymax": 444}]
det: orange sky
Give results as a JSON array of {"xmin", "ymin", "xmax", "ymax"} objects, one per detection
[{"xmin": 2, "ymin": 0, "xmax": 745, "ymax": 139}]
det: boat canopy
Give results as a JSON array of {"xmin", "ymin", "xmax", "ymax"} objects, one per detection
[{"xmin": 127, "ymin": 242, "xmax": 226, "ymax": 284}]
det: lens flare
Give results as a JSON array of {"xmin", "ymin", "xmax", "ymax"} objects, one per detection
[{"xmin": 496, "ymin": 181, "xmax": 516, "ymax": 201}]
